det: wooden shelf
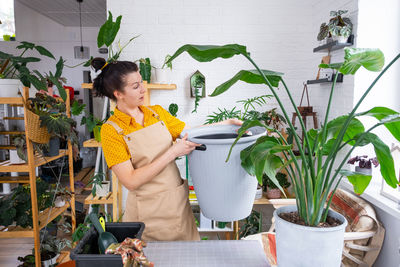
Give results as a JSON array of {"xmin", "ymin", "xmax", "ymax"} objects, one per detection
[
  {"xmin": 0, "ymin": 150, "xmax": 67, "ymax": 172},
  {"xmin": 0, "ymin": 97, "xmax": 23, "ymax": 105},
  {"xmin": 0, "ymin": 226, "xmax": 34, "ymax": 238},
  {"xmin": 0, "ymin": 131, "xmax": 25, "ymax": 135},
  {"xmin": 38, "ymin": 202, "xmax": 70, "ymax": 230},
  {"xmin": 81, "ymin": 82, "xmax": 177, "ymax": 90},
  {"xmin": 0, "ymin": 145, "xmax": 16, "ymax": 150},
  {"xmin": 0, "ymin": 176, "xmax": 30, "ymax": 183},
  {"xmin": 3, "ymin": 117, "xmax": 24, "ymax": 120},
  {"xmin": 83, "ymin": 138, "xmax": 101, "ymax": 148},
  {"xmin": 84, "ymin": 192, "xmax": 113, "ymax": 204}
]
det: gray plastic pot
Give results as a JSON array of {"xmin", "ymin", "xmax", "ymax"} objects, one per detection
[
  {"xmin": 182, "ymin": 125, "xmax": 266, "ymax": 221},
  {"xmin": 273, "ymin": 205, "xmax": 347, "ymax": 267}
]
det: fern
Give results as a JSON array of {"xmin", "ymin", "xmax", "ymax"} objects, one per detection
[
  {"xmin": 205, "ymin": 107, "xmax": 241, "ymax": 124},
  {"xmin": 192, "ymin": 87, "xmax": 202, "ymax": 113}
]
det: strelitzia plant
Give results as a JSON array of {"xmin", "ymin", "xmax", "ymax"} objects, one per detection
[{"xmin": 166, "ymin": 44, "xmax": 400, "ymax": 226}]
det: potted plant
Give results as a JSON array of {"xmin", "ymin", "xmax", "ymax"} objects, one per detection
[
  {"xmin": 263, "ymin": 172, "xmax": 290, "ymax": 199},
  {"xmin": 190, "ymin": 71, "xmax": 205, "ymax": 113},
  {"xmin": 9, "ymin": 135, "xmax": 27, "ymax": 164},
  {"xmin": 27, "ymin": 92, "xmax": 78, "ymax": 155},
  {"xmin": 155, "ymin": 54, "xmax": 173, "ymax": 84},
  {"xmin": 81, "ymin": 112, "xmax": 107, "ymax": 142},
  {"xmin": 88, "ymin": 172, "xmax": 110, "ymax": 197},
  {"xmin": 138, "ymin": 57, "xmax": 152, "ymax": 83},
  {"xmin": 53, "ymin": 187, "xmax": 72, "ymax": 208},
  {"xmin": 39, "ymin": 230, "xmax": 71, "ymax": 267},
  {"xmin": 328, "ymin": 10, "xmax": 352, "ymax": 43},
  {"xmin": 167, "ymin": 44, "xmax": 400, "ymax": 266}
]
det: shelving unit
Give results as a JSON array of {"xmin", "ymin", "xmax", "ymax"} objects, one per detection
[
  {"xmin": 82, "ymin": 82, "xmax": 177, "ymax": 221},
  {"xmin": 0, "ymin": 87, "xmax": 75, "ymax": 267}
]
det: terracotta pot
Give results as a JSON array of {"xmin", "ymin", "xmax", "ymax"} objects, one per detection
[{"xmin": 266, "ymin": 187, "xmax": 282, "ymax": 199}]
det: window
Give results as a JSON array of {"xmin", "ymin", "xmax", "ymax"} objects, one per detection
[
  {"xmin": 380, "ymin": 143, "xmax": 400, "ymax": 202},
  {"xmin": 0, "ymin": 0, "xmax": 16, "ymax": 41}
]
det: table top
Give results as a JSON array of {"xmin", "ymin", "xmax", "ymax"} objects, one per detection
[{"xmin": 144, "ymin": 240, "xmax": 270, "ymax": 267}]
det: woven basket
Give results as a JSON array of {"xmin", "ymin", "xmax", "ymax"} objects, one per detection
[{"xmin": 25, "ymin": 107, "xmax": 50, "ymax": 144}]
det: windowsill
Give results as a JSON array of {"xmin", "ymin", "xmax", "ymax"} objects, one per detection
[{"xmin": 340, "ymin": 179, "xmax": 400, "ymax": 220}]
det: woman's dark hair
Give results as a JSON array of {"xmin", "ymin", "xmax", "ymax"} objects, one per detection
[{"xmin": 91, "ymin": 57, "xmax": 138, "ymax": 101}]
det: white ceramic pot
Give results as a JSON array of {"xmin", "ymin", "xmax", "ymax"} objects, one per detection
[
  {"xmin": 355, "ymin": 166, "xmax": 372, "ymax": 175},
  {"xmin": 95, "ymin": 181, "xmax": 110, "ymax": 197},
  {"xmin": 337, "ymin": 35, "xmax": 348, "ymax": 44},
  {"xmin": 41, "ymin": 253, "xmax": 59, "ymax": 267},
  {"xmin": 182, "ymin": 125, "xmax": 266, "ymax": 221},
  {"xmin": 155, "ymin": 68, "xmax": 171, "ymax": 84},
  {"xmin": 9, "ymin": 150, "xmax": 25, "ymax": 164},
  {"xmin": 54, "ymin": 196, "xmax": 66, "ymax": 208},
  {"xmin": 0, "ymin": 79, "xmax": 22, "ymax": 97},
  {"xmin": 274, "ymin": 205, "xmax": 347, "ymax": 267}
]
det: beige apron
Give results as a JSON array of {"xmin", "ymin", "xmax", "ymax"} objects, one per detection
[{"xmin": 105, "ymin": 106, "xmax": 200, "ymax": 241}]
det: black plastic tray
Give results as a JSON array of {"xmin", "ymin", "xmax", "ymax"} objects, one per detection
[{"xmin": 70, "ymin": 222, "xmax": 145, "ymax": 267}]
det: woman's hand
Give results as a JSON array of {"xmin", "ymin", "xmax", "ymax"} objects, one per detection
[
  {"xmin": 217, "ymin": 118, "xmax": 243, "ymax": 126},
  {"xmin": 170, "ymin": 133, "xmax": 200, "ymax": 158}
]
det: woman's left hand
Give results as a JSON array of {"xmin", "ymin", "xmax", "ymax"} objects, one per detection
[{"xmin": 217, "ymin": 118, "xmax": 243, "ymax": 126}]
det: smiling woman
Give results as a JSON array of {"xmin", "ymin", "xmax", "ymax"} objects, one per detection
[{"xmin": 0, "ymin": 0, "xmax": 16, "ymax": 40}]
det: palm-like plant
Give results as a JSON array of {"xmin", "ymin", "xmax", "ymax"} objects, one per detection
[{"xmin": 166, "ymin": 44, "xmax": 400, "ymax": 226}]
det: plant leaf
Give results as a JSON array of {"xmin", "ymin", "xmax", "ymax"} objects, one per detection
[
  {"xmin": 339, "ymin": 170, "xmax": 372, "ymax": 194},
  {"xmin": 97, "ymin": 11, "xmax": 113, "ymax": 47},
  {"xmin": 167, "ymin": 44, "xmax": 248, "ymax": 64},
  {"xmin": 319, "ymin": 63, "xmax": 343, "ymax": 70},
  {"xmin": 210, "ymin": 69, "xmax": 283, "ymax": 97},
  {"xmin": 34, "ymin": 45, "xmax": 55, "ymax": 59},
  {"xmin": 55, "ymin": 57, "xmax": 64, "ymax": 78},
  {"xmin": 339, "ymin": 48, "xmax": 385, "ymax": 75},
  {"xmin": 105, "ymin": 15, "xmax": 122, "ymax": 47},
  {"xmin": 358, "ymin": 106, "xmax": 400, "ymax": 142},
  {"xmin": 326, "ymin": 115, "xmax": 365, "ymax": 145},
  {"xmin": 16, "ymin": 41, "xmax": 35, "ymax": 50}
]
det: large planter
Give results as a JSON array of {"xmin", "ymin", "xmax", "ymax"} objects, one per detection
[
  {"xmin": 273, "ymin": 205, "xmax": 347, "ymax": 267},
  {"xmin": 182, "ymin": 125, "xmax": 266, "ymax": 221},
  {"xmin": 0, "ymin": 79, "xmax": 21, "ymax": 97}
]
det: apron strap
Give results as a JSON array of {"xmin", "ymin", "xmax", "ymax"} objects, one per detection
[
  {"xmin": 144, "ymin": 106, "xmax": 161, "ymax": 121},
  {"xmin": 105, "ymin": 120, "xmax": 124, "ymax": 135}
]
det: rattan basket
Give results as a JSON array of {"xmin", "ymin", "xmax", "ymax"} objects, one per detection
[{"xmin": 25, "ymin": 107, "xmax": 50, "ymax": 144}]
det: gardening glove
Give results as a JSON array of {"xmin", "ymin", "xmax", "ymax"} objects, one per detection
[{"xmin": 105, "ymin": 237, "xmax": 154, "ymax": 267}]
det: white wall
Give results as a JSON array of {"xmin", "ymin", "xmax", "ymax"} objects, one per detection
[
  {"xmin": 355, "ymin": 1, "xmax": 400, "ymax": 266},
  {"xmin": 0, "ymin": 1, "xmax": 102, "ymax": 95}
]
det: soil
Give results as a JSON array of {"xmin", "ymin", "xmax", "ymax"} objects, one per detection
[{"xmin": 279, "ymin": 211, "xmax": 342, "ymax": 228}]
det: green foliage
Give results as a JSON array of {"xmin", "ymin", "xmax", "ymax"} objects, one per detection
[
  {"xmin": 167, "ymin": 44, "xmax": 400, "ymax": 226},
  {"xmin": 39, "ymin": 229, "xmax": 71, "ymax": 254},
  {"xmin": 17, "ymin": 254, "xmax": 35, "ymax": 267},
  {"xmin": 162, "ymin": 54, "xmax": 172, "ymax": 70},
  {"xmin": 263, "ymin": 172, "xmax": 291, "ymax": 190},
  {"xmin": 28, "ymin": 93, "xmax": 78, "ymax": 145},
  {"xmin": 239, "ymin": 210, "xmax": 261, "ymax": 239},
  {"xmin": 192, "ymin": 87, "xmax": 201, "ymax": 113},
  {"xmin": 81, "ymin": 112, "xmax": 106, "ymax": 133},
  {"xmin": 328, "ymin": 10, "xmax": 352, "ymax": 38},
  {"xmin": 139, "ymin": 57, "xmax": 152, "ymax": 83},
  {"xmin": 0, "ymin": 42, "xmax": 69, "ymax": 101},
  {"xmin": 0, "ymin": 179, "xmax": 53, "ymax": 228},
  {"xmin": 87, "ymin": 172, "xmax": 106, "ymax": 197},
  {"xmin": 168, "ymin": 103, "xmax": 178, "ymax": 117},
  {"xmin": 71, "ymin": 100, "xmax": 86, "ymax": 116},
  {"xmin": 12, "ymin": 135, "xmax": 27, "ymax": 161}
]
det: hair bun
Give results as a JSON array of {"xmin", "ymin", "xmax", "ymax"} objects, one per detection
[{"xmin": 91, "ymin": 57, "xmax": 106, "ymax": 72}]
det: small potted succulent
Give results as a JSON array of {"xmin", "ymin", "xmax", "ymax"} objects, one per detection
[
  {"xmin": 347, "ymin": 155, "xmax": 379, "ymax": 175},
  {"xmin": 263, "ymin": 172, "xmax": 291, "ymax": 199},
  {"xmin": 53, "ymin": 187, "xmax": 72, "ymax": 208}
]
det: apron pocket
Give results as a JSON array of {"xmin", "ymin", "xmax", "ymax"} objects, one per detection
[{"xmin": 136, "ymin": 179, "xmax": 188, "ymax": 231}]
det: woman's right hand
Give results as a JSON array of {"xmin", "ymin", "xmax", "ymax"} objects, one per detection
[{"xmin": 170, "ymin": 133, "xmax": 200, "ymax": 158}]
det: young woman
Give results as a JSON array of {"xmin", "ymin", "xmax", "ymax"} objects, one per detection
[{"xmin": 92, "ymin": 58, "xmax": 241, "ymax": 241}]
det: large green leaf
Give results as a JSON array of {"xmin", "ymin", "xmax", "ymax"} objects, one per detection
[
  {"xmin": 339, "ymin": 170, "xmax": 372, "ymax": 194},
  {"xmin": 340, "ymin": 48, "xmax": 384, "ymax": 75},
  {"xmin": 105, "ymin": 15, "xmax": 122, "ymax": 47},
  {"xmin": 166, "ymin": 44, "xmax": 248, "ymax": 64},
  {"xmin": 34, "ymin": 45, "xmax": 55, "ymax": 59},
  {"xmin": 319, "ymin": 48, "xmax": 385, "ymax": 75},
  {"xmin": 11, "ymin": 56, "xmax": 40, "ymax": 64},
  {"xmin": 358, "ymin": 107, "xmax": 400, "ymax": 142},
  {"xmin": 326, "ymin": 115, "xmax": 365, "ymax": 145},
  {"xmin": 210, "ymin": 69, "xmax": 283, "ymax": 97},
  {"xmin": 354, "ymin": 132, "xmax": 398, "ymax": 188},
  {"xmin": 16, "ymin": 41, "xmax": 35, "ymax": 50},
  {"xmin": 55, "ymin": 57, "xmax": 64, "ymax": 78}
]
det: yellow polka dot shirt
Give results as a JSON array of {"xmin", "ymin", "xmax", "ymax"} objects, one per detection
[{"xmin": 101, "ymin": 105, "xmax": 185, "ymax": 168}]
